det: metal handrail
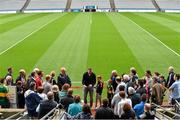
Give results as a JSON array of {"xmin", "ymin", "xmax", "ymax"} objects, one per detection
[
  {"xmin": 152, "ymin": 103, "xmax": 180, "ymax": 119},
  {"xmin": 5, "ymin": 109, "xmax": 26, "ymax": 120},
  {"xmin": 175, "ymin": 100, "xmax": 180, "ymax": 107},
  {"xmin": 40, "ymin": 104, "xmax": 61, "ymax": 120}
]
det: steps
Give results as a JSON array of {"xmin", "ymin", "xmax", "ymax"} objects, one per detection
[
  {"xmin": 19, "ymin": 0, "xmax": 31, "ymax": 12},
  {"xmin": 109, "ymin": 0, "xmax": 116, "ymax": 12},
  {"xmin": 151, "ymin": 0, "xmax": 162, "ymax": 12},
  {"xmin": 65, "ymin": 0, "xmax": 72, "ymax": 12}
]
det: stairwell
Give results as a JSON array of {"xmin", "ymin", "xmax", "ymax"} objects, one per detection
[
  {"xmin": 19, "ymin": 0, "xmax": 31, "ymax": 12},
  {"xmin": 109, "ymin": 0, "xmax": 116, "ymax": 12},
  {"xmin": 151, "ymin": 0, "xmax": 162, "ymax": 12},
  {"xmin": 65, "ymin": 0, "xmax": 72, "ymax": 12}
]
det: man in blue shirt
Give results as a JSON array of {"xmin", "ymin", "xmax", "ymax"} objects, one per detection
[
  {"xmin": 133, "ymin": 94, "xmax": 146, "ymax": 118},
  {"xmin": 169, "ymin": 74, "xmax": 180, "ymax": 105}
]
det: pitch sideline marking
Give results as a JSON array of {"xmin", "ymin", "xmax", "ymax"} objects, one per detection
[
  {"xmin": 0, "ymin": 14, "xmax": 64, "ymax": 56},
  {"xmin": 124, "ymin": 15, "xmax": 180, "ymax": 58}
]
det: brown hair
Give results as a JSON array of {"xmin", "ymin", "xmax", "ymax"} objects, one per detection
[
  {"xmin": 37, "ymin": 87, "xmax": 44, "ymax": 93},
  {"xmin": 175, "ymin": 74, "xmax": 180, "ymax": 80},
  {"xmin": 45, "ymin": 75, "xmax": 51, "ymax": 81},
  {"xmin": 119, "ymin": 91, "xmax": 126, "ymax": 98},
  {"xmin": 74, "ymin": 95, "xmax": 81, "ymax": 103},
  {"xmin": 62, "ymin": 83, "xmax": 70, "ymax": 91},
  {"xmin": 82, "ymin": 104, "xmax": 91, "ymax": 114},
  {"xmin": 123, "ymin": 103, "xmax": 131, "ymax": 112}
]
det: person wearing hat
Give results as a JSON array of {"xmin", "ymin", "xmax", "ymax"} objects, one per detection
[
  {"xmin": 52, "ymin": 85, "xmax": 60, "ymax": 103},
  {"xmin": 95, "ymin": 75, "xmax": 104, "ymax": 108},
  {"xmin": 82, "ymin": 68, "xmax": 96, "ymax": 107}
]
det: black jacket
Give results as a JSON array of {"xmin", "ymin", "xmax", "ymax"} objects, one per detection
[
  {"xmin": 136, "ymin": 87, "xmax": 146, "ymax": 96},
  {"xmin": 60, "ymin": 95, "xmax": 74, "ymax": 112},
  {"xmin": 82, "ymin": 72, "xmax": 96, "ymax": 86},
  {"xmin": 57, "ymin": 74, "xmax": 71, "ymax": 90},
  {"xmin": 95, "ymin": 106, "xmax": 114, "ymax": 119},
  {"xmin": 38, "ymin": 99, "xmax": 58, "ymax": 119},
  {"xmin": 121, "ymin": 110, "xmax": 136, "ymax": 119},
  {"xmin": 166, "ymin": 72, "xmax": 175, "ymax": 88}
]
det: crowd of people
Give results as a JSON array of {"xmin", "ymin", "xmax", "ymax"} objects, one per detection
[{"xmin": 0, "ymin": 66, "xmax": 180, "ymax": 119}]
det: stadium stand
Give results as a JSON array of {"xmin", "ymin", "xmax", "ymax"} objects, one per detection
[
  {"xmin": 70, "ymin": 0, "xmax": 111, "ymax": 10},
  {"xmin": 0, "ymin": 0, "xmax": 26, "ymax": 11},
  {"xmin": 26, "ymin": 0, "xmax": 67, "ymax": 10},
  {"xmin": 114, "ymin": 0, "xmax": 156, "ymax": 10},
  {"xmin": 156, "ymin": 0, "xmax": 180, "ymax": 10}
]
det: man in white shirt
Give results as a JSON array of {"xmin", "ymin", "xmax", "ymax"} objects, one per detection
[
  {"xmin": 117, "ymin": 91, "xmax": 132, "ymax": 118},
  {"xmin": 111, "ymin": 85, "xmax": 125, "ymax": 118}
]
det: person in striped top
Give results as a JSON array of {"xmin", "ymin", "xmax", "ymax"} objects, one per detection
[{"xmin": 0, "ymin": 78, "xmax": 10, "ymax": 108}]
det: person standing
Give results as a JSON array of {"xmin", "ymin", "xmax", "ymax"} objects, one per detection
[
  {"xmin": 95, "ymin": 98, "xmax": 114, "ymax": 119},
  {"xmin": 169, "ymin": 74, "xmax": 180, "ymax": 105},
  {"xmin": 60, "ymin": 88, "xmax": 74, "ymax": 112},
  {"xmin": 16, "ymin": 69, "xmax": 26, "ymax": 87},
  {"xmin": 0, "ymin": 78, "xmax": 10, "ymax": 108},
  {"xmin": 36, "ymin": 91, "xmax": 58, "ymax": 119},
  {"xmin": 110, "ymin": 70, "xmax": 118, "ymax": 92},
  {"xmin": 166, "ymin": 66, "xmax": 175, "ymax": 88},
  {"xmin": 107, "ymin": 79, "xmax": 114, "ymax": 107},
  {"xmin": 133, "ymin": 94, "xmax": 147, "ymax": 118},
  {"xmin": 24, "ymin": 82, "xmax": 42, "ymax": 118},
  {"xmin": 68, "ymin": 95, "xmax": 82, "ymax": 117},
  {"xmin": 82, "ymin": 68, "xmax": 96, "ymax": 107},
  {"xmin": 75, "ymin": 104, "xmax": 93, "ymax": 119},
  {"xmin": 42, "ymin": 75, "xmax": 52, "ymax": 94},
  {"xmin": 50, "ymin": 71, "xmax": 57, "ymax": 85},
  {"xmin": 144, "ymin": 70, "xmax": 153, "ymax": 102},
  {"xmin": 95, "ymin": 75, "xmax": 104, "ymax": 108},
  {"xmin": 5, "ymin": 67, "xmax": 13, "ymax": 85},
  {"xmin": 57, "ymin": 67, "xmax": 71, "ymax": 91},
  {"xmin": 151, "ymin": 77, "xmax": 164, "ymax": 105}
]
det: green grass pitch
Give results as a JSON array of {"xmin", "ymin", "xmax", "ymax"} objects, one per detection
[{"xmin": 0, "ymin": 12, "xmax": 180, "ymax": 98}]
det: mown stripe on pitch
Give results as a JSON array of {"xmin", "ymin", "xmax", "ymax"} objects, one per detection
[
  {"xmin": 0, "ymin": 13, "xmax": 77, "ymax": 77},
  {"xmin": 108, "ymin": 13, "xmax": 179, "ymax": 75},
  {"xmin": 33, "ymin": 13, "xmax": 91, "ymax": 81},
  {"xmin": 0, "ymin": 14, "xmax": 34, "ymax": 25},
  {"xmin": 152, "ymin": 13, "xmax": 180, "ymax": 23},
  {"xmin": 0, "ymin": 14, "xmax": 65, "ymax": 55},
  {"xmin": 0, "ymin": 14, "xmax": 20, "ymax": 19},
  {"xmin": 164, "ymin": 13, "xmax": 180, "ymax": 18},
  {"xmin": 136, "ymin": 13, "xmax": 180, "ymax": 33},
  {"xmin": 87, "ymin": 13, "xmax": 143, "ymax": 80},
  {"xmin": 123, "ymin": 13, "xmax": 180, "ymax": 56},
  {"xmin": 0, "ymin": 13, "xmax": 49, "ymax": 33}
]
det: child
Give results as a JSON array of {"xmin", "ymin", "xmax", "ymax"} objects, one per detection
[
  {"xmin": 95, "ymin": 75, "xmax": 104, "ymax": 108},
  {"xmin": 107, "ymin": 79, "xmax": 114, "ymax": 107}
]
